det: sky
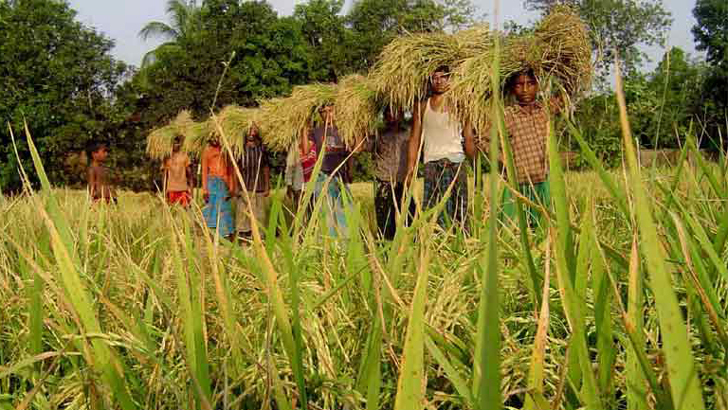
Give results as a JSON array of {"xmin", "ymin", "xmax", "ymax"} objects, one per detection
[{"xmin": 67, "ymin": 0, "xmax": 700, "ymax": 71}]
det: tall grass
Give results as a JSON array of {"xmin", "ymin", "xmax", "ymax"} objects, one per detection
[{"xmin": 2, "ymin": 82, "xmax": 728, "ymax": 410}]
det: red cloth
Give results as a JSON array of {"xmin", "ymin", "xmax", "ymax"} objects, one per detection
[
  {"xmin": 167, "ymin": 191, "xmax": 191, "ymax": 207},
  {"xmin": 301, "ymin": 145, "xmax": 317, "ymax": 183}
]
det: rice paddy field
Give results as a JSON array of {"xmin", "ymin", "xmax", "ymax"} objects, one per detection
[{"xmin": 2, "ymin": 121, "xmax": 728, "ymax": 410}]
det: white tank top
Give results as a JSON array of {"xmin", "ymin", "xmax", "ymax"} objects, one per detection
[{"xmin": 422, "ymin": 98, "xmax": 465, "ymax": 163}]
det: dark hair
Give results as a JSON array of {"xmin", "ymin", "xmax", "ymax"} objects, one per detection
[
  {"xmin": 433, "ymin": 65, "xmax": 450, "ymax": 75},
  {"xmin": 86, "ymin": 141, "xmax": 107, "ymax": 161},
  {"xmin": 506, "ymin": 68, "xmax": 537, "ymax": 91}
]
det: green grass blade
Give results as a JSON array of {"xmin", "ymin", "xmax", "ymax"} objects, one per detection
[
  {"xmin": 551, "ymin": 229, "xmax": 601, "ymax": 409},
  {"xmin": 615, "ymin": 64, "xmax": 706, "ymax": 410},
  {"xmin": 473, "ymin": 33, "xmax": 502, "ymax": 408},
  {"xmin": 19, "ymin": 124, "xmax": 137, "ymax": 410},
  {"xmin": 393, "ymin": 227, "xmax": 432, "ymax": 410},
  {"xmin": 566, "ymin": 121, "xmax": 628, "ymax": 216},
  {"xmin": 425, "ymin": 335, "xmax": 476, "ymax": 408},
  {"xmin": 171, "ymin": 225, "xmax": 211, "ymax": 406},
  {"xmin": 523, "ymin": 244, "xmax": 551, "ymax": 410}
]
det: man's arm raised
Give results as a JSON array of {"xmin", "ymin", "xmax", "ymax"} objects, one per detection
[
  {"xmin": 406, "ymin": 100, "xmax": 423, "ymax": 185},
  {"xmin": 463, "ymin": 119, "xmax": 476, "ymax": 160}
]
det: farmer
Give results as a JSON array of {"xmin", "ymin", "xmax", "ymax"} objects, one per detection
[
  {"xmin": 284, "ymin": 128, "xmax": 317, "ymax": 211},
  {"xmin": 201, "ymin": 136, "xmax": 234, "ymax": 239},
  {"xmin": 162, "ymin": 136, "xmax": 193, "ymax": 207},
  {"xmin": 87, "ymin": 141, "xmax": 116, "ymax": 203},
  {"xmin": 233, "ymin": 124, "xmax": 270, "ymax": 241},
  {"xmin": 406, "ymin": 65, "xmax": 476, "ymax": 228},
  {"xmin": 500, "ymin": 68, "xmax": 561, "ymax": 228},
  {"xmin": 305, "ymin": 103, "xmax": 355, "ymax": 238},
  {"xmin": 370, "ymin": 107, "xmax": 414, "ymax": 240}
]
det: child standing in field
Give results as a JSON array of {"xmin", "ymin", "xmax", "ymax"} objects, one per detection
[
  {"xmin": 233, "ymin": 125, "xmax": 270, "ymax": 241},
  {"xmin": 163, "ymin": 136, "xmax": 193, "ymax": 207},
  {"xmin": 87, "ymin": 142, "xmax": 116, "ymax": 203},
  {"xmin": 501, "ymin": 69, "xmax": 561, "ymax": 227},
  {"xmin": 201, "ymin": 137, "xmax": 234, "ymax": 238}
]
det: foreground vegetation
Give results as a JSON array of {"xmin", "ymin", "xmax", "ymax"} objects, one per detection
[{"xmin": 2, "ymin": 119, "xmax": 728, "ymax": 410}]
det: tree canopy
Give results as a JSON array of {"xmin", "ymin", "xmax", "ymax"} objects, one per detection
[
  {"xmin": 0, "ymin": 0, "xmax": 130, "ymax": 192},
  {"xmin": 525, "ymin": 0, "xmax": 672, "ymax": 78}
]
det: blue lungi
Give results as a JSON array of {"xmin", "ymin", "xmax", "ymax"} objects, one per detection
[{"xmin": 203, "ymin": 176, "xmax": 234, "ymax": 237}]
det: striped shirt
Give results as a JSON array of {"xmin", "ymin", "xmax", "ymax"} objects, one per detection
[{"xmin": 238, "ymin": 144, "xmax": 268, "ymax": 192}]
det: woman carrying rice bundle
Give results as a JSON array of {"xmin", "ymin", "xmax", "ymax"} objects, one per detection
[{"xmin": 305, "ymin": 103, "xmax": 355, "ymax": 239}]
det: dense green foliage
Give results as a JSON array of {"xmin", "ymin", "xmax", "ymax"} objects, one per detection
[{"xmin": 692, "ymin": 0, "xmax": 728, "ymax": 111}]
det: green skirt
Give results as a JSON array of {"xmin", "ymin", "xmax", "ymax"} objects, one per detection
[{"xmin": 501, "ymin": 180, "xmax": 550, "ymax": 229}]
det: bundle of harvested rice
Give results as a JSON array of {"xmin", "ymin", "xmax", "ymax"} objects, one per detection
[
  {"xmin": 183, "ymin": 118, "xmax": 215, "ymax": 157},
  {"xmin": 334, "ymin": 74, "xmax": 382, "ymax": 149},
  {"xmin": 217, "ymin": 105, "xmax": 261, "ymax": 156},
  {"xmin": 184, "ymin": 105, "xmax": 261, "ymax": 157},
  {"xmin": 258, "ymin": 83, "xmax": 336, "ymax": 151},
  {"xmin": 146, "ymin": 110, "xmax": 195, "ymax": 160},
  {"xmin": 369, "ymin": 25, "xmax": 492, "ymax": 112},
  {"xmin": 448, "ymin": 6, "xmax": 592, "ymax": 136}
]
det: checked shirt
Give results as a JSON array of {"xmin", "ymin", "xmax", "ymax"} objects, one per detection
[{"xmin": 504, "ymin": 102, "xmax": 550, "ymax": 185}]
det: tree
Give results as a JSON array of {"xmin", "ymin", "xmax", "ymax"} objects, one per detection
[
  {"xmin": 138, "ymin": 0, "xmax": 203, "ymax": 67},
  {"xmin": 345, "ymin": 0, "xmax": 479, "ymax": 72},
  {"xmin": 135, "ymin": 1, "xmax": 315, "ymax": 124},
  {"xmin": 0, "ymin": 0, "xmax": 130, "ymax": 192},
  {"xmin": 293, "ymin": 0, "xmax": 351, "ymax": 81},
  {"xmin": 692, "ymin": 0, "xmax": 728, "ymax": 65},
  {"xmin": 692, "ymin": 0, "xmax": 728, "ymax": 109},
  {"xmin": 524, "ymin": 0, "xmax": 672, "ymax": 78}
]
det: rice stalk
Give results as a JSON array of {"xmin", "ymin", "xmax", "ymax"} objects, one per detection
[{"xmin": 616, "ymin": 59, "xmax": 706, "ymax": 410}]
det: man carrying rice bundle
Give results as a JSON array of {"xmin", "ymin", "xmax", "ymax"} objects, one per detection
[
  {"xmin": 407, "ymin": 65, "xmax": 476, "ymax": 229},
  {"xmin": 232, "ymin": 123, "xmax": 270, "ymax": 242},
  {"xmin": 368, "ymin": 107, "xmax": 413, "ymax": 240},
  {"xmin": 306, "ymin": 103, "xmax": 355, "ymax": 239}
]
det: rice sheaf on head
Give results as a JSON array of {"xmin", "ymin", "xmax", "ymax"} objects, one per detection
[
  {"xmin": 334, "ymin": 74, "xmax": 383, "ymax": 150},
  {"xmin": 448, "ymin": 6, "xmax": 592, "ymax": 140},
  {"xmin": 146, "ymin": 110, "xmax": 196, "ymax": 160},
  {"xmin": 369, "ymin": 24, "xmax": 493, "ymax": 114},
  {"xmin": 258, "ymin": 83, "xmax": 337, "ymax": 152}
]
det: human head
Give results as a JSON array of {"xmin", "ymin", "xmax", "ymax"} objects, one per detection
[
  {"xmin": 209, "ymin": 134, "xmax": 220, "ymax": 148},
  {"xmin": 508, "ymin": 69, "xmax": 539, "ymax": 105},
  {"xmin": 246, "ymin": 124, "xmax": 260, "ymax": 144},
  {"xmin": 172, "ymin": 136, "xmax": 183, "ymax": 152},
  {"xmin": 430, "ymin": 65, "xmax": 451, "ymax": 95},
  {"xmin": 88, "ymin": 141, "xmax": 108, "ymax": 163},
  {"xmin": 318, "ymin": 103, "xmax": 335, "ymax": 123}
]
